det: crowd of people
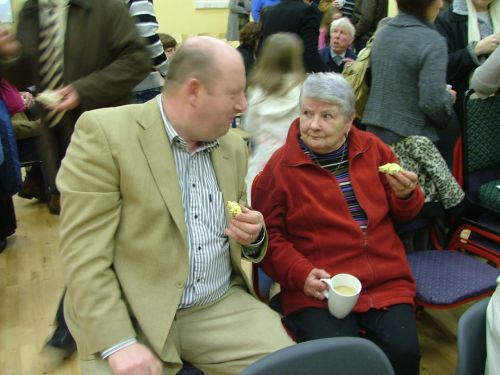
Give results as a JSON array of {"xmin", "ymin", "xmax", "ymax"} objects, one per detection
[{"xmin": 0, "ymin": 0, "xmax": 499, "ymax": 374}]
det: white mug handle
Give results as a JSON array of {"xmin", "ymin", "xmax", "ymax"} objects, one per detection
[{"xmin": 320, "ymin": 278, "xmax": 331, "ymax": 299}]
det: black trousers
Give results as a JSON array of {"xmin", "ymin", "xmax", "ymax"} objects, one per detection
[
  {"xmin": 0, "ymin": 184, "xmax": 16, "ymax": 238},
  {"xmin": 39, "ymin": 119, "xmax": 74, "ymax": 194},
  {"xmin": 284, "ymin": 304, "xmax": 421, "ymax": 375}
]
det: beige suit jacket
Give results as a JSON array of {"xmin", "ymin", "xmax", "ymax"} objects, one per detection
[{"xmin": 57, "ymin": 99, "xmax": 265, "ymax": 359}]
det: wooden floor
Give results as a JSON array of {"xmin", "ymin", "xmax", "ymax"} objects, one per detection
[{"xmin": 1, "ymin": 195, "xmax": 470, "ymax": 375}]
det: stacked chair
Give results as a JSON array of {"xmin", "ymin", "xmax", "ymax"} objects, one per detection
[
  {"xmin": 447, "ymin": 91, "xmax": 500, "ymax": 267},
  {"xmin": 407, "ymin": 91, "xmax": 500, "ymax": 309}
]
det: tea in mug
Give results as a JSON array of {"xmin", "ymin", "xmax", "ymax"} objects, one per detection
[{"xmin": 333, "ymin": 285, "xmax": 356, "ymax": 295}]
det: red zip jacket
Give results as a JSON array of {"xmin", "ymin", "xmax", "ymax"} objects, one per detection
[{"xmin": 252, "ymin": 120, "xmax": 424, "ymax": 316}]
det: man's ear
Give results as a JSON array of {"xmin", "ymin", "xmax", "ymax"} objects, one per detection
[{"xmin": 186, "ymin": 78, "xmax": 202, "ymax": 106}]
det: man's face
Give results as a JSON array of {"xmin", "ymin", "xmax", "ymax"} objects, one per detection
[
  {"xmin": 330, "ymin": 26, "xmax": 354, "ymax": 55},
  {"xmin": 196, "ymin": 57, "xmax": 247, "ymax": 141}
]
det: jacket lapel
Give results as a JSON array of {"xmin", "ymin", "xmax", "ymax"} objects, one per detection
[
  {"xmin": 137, "ymin": 99, "xmax": 188, "ymax": 247},
  {"xmin": 211, "ymin": 139, "xmax": 243, "ymax": 264}
]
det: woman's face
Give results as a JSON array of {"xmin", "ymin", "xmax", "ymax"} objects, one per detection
[
  {"xmin": 426, "ymin": 0, "xmax": 444, "ymax": 22},
  {"xmin": 472, "ymin": 0, "xmax": 495, "ymax": 11},
  {"xmin": 299, "ymin": 98, "xmax": 353, "ymax": 154}
]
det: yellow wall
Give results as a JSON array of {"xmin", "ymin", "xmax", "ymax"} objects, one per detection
[
  {"xmin": 11, "ymin": 0, "xmax": 230, "ymax": 39},
  {"xmin": 155, "ymin": 1, "xmax": 229, "ymax": 40},
  {"xmin": 12, "ymin": 0, "xmax": 394, "ymax": 37}
]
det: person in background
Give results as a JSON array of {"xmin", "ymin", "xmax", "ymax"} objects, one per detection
[
  {"xmin": 125, "ymin": 0, "xmax": 169, "ymax": 103},
  {"xmin": 319, "ymin": 17, "xmax": 357, "ymax": 72},
  {"xmin": 335, "ymin": 0, "xmax": 357, "ymax": 18},
  {"xmin": 252, "ymin": 0, "xmax": 281, "ymax": 23},
  {"xmin": 57, "ymin": 36, "xmax": 294, "ymax": 375},
  {"xmin": 435, "ymin": 0, "xmax": 500, "ymax": 114},
  {"xmin": 318, "ymin": 0, "xmax": 356, "ymax": 18},
  {"xmin": 227, "ymin": 0, "xmax": 252, "ymax": 41},
  {"xmin": 159, "ymin": 33, "xmax": 178, "ymax": 61},
  {"xmin": 351, "ymin": 0, "xmax": 388, "ymax": 52},
  {"xmin": 13, "ymin": 90, "xmax": 47, "ymax": 202},
  {"xmin": 261, "ymin": 0, "xmax": 328, "ymax": 72},
  {"xmin": 0, "ymin": 78, "xmax": 23, "ymax": 253},
  {"xmin": 363, "ymin": 0, "xmax": 465, "ymax": 250},
  {"xmin": 236, "ymin": 22, "xmax": 261, "ymax": 78},
  {"xmin": 486, "ymin": 277, "xmax": 500, "ymax": 375},
  {"xmin": 318, "ymin": 6, "xmax": 343, "ymax": 48},
  {"xmin": 0, "ymin": 0, "xmax": 151, "ymax": 363},
  {"xmin": 364, "ymin": 0, "xmax": 455, "ymax": 145},
  {"xmin": 0, "ymin": 0, "xmax": 150, "ymax": 216},
  {"xmin": 242, "ymin": 33, "xmax": 305, "ymax": 203},
  {"xmin": 470, "ymin": 45, "xmax": 500, "ymax": 97},
  {"xmin": 252, "ymin": 72, "xmax": 423, "ymax": 375}
]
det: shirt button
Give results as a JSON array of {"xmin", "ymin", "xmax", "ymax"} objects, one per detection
[
  {"xmin": 192, "ymin": 183, "xmax": 196, "ymax": 187},
  {"xmin": 196, "ymin": 278, "xmax": 200, "ymax": 283},
  {"xmin": 198, "ymin": 246, "xmax": 201, "ymax": 251},
  {"xmin": 175, "ymin": 282, "xmax": 183, "ymax": 288},
  {"xmin": 194, "ymin": 214, "xmax": 198, "ymax": 219}
]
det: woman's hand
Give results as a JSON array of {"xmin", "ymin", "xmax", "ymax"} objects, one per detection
[
  {"xmin": 304, "ymin": 268, "xmax": 331, "ymax": 300},
  {"xmin": 475, "ymin": 33, "xmax": 500, "ymax": 56},
  {"xmin": 385, "ymin": 170, "xmax": 419, "ymax": 199}
]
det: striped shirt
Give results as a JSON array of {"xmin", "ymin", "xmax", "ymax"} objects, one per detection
[
  {"xmin": 300, "ymin": 139, "xmax": 368, "ymax": 231},
  {"xmin": 125, "ymin": 0, "xmax": 168, "ymax": 91},
  {"xmin": 158, "ymin": 96, "xmax": 232, "ymax": 308},
  {"xmin": 341, "ymin": 0, "xmax": 356, "ymax": 19}
]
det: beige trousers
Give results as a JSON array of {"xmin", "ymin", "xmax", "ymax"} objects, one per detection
[{"xmin": 80, "ymin": 286, "xmax": 294, "ymax": 375}]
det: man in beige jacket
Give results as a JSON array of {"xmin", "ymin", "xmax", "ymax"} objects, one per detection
[{"xmin": 57, "ymin": 36, "xmax": 294, "ymax": 375}]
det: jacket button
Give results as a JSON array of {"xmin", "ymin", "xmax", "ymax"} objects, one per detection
[{"xmin": 175, "ymin": 282, "xmax": 183, "ymax": 288}]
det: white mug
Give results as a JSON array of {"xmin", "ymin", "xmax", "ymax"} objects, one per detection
[{"xmin": 320, "ymin": 273, "xmax": 362, "ymax": 319}]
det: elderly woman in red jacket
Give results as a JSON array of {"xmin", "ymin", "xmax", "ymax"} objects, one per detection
[{"xmin": 252, "ymin": 72, "xmax": 424, "ymax": 375}]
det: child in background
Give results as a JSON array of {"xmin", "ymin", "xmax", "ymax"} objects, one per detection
[
  {"xmin": 318, "ymin": 6, "xmax": 343, "ymax": 49},
  {"xmin": 159, "ymin": 33, "xmax": 178, "ymax": 62}
]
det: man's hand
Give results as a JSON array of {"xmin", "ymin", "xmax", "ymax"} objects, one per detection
[
  {"xmin": 225, "ymin": 206, "xmax": 264, "ymax": 246},
  {"xmin": 304, "ymin": 268, "xmax": 331, "ymax": 300},
  {"xmin": 107, "ymin": 343, "xmax": 163, "ymax": 375},
  {"xmin": 48, "ymin": 85, "xmax": 80, "ymax": 112},
  {"xmin": 0, "ymin": 27, "xmax": 21, "ymax": 60},
  {"xmin": 20, "ymin": 91, "xmax": 35, "ymax": 109},
  {"xmin": 385, "ymin": 170, "xmax": 419, "ymax": 199}
]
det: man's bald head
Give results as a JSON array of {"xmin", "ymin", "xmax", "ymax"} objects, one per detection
[{"xmin": 164, "ymin": 36, "xmax": 243, "ymax": 94}]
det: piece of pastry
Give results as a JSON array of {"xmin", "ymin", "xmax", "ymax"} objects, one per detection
[
  {"xmin": 227, "ymin": 201, "xmax": 242, "ymax": 216},
  {"xmin": 378, "ymin": 163, "xmax": 404, "ymax": 175}
]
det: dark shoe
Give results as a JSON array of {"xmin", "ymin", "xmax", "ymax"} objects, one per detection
[
  {"xmin": 0, "ymin": 237, "xmax": 6, "ymax": 253},
  {"xmin": 18, "ymin": 177, "xmax": 48, "ymax": 202},
  {"xmin": 46, "ymin": 324, "xmax": 76, "ymax": 352},
  {"xmin": 40, "ymin": 324, "xmax": 76, "ymax": 369},
  {"xmin": 48, "ymin": 194, "xmax": 60, "ymax": 215}
]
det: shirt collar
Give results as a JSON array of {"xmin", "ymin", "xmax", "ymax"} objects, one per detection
[
  {"xmin": 330, "ymin": 49, "xmax": 346, "ymax": 59},
  {"xmin": 156, "ymin": 95, "xmax": 219, "ymax": 153}
]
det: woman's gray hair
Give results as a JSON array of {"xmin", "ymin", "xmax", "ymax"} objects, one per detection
[
  {"xmin": 330, "ymin": 17, "xmax": 355, "ymax": 39},
  {"xmin": 300, "ymin": 73, "xmax": 356, "ymax": 119}
]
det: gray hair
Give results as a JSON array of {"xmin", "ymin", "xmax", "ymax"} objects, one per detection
[
  {"xmin": 330, "ymin": 17, "xmax": 355, "ymax": 39},
  {"xmin": 300, "ymin": 73, "xmax": 356, "ymax": 119}
]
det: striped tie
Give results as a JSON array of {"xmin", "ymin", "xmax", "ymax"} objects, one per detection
[{"xmin": 39, "ymin": 7, "xmax": 65, "ymax": 128}]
